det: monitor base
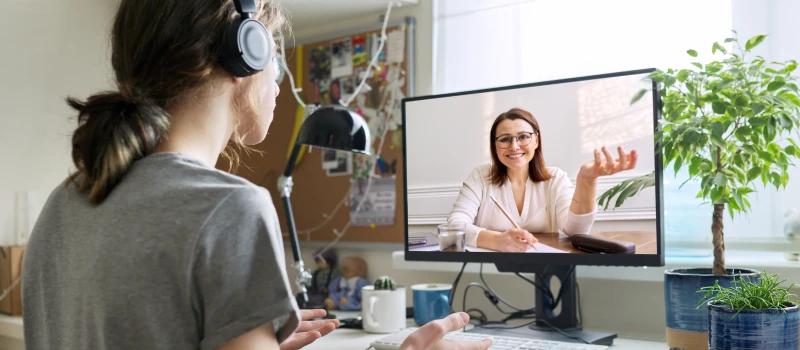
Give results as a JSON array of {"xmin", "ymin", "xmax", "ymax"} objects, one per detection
[{"xmin": 466, "ymin": 326, "xmax": 617, "ymax": 346}]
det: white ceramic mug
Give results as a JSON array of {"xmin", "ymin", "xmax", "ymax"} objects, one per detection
[{"xmin": 361, "ymin": 286, "xmax": 406, "ymax": 333}]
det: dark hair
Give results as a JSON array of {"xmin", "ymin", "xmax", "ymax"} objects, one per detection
[
  {"xmin": 67, "ymin": 0, "xmax": 286, "ymax": 204},
  {"xmin": 488, "ymin": 107, "xmax": 552, "ymax": 186}
]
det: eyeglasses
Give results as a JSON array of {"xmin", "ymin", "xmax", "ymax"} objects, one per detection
[{"xmin": 495, "ymin": 131, "xmax": 537, "ymax": 149}]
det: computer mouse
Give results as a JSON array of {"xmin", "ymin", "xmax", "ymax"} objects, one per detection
[{"xmin": 339, "ymin": 316, "xmax": 363, "ymax": 329}]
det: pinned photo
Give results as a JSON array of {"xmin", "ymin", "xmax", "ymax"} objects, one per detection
[{"xmin": 331, "ymin": 38, "xmax": 353, "ymax": 79}]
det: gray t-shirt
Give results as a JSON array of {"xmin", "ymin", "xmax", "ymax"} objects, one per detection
[{"xmin": 22, "ymin": 152, "xmax": 300, "ymax": 349}]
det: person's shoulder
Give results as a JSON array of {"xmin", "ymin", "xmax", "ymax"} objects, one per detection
[
  {"xmin": 543, "ymin": 166, "xmax": 570, "ymax": 184},
  {"xmin": 131, "ymin": 152, "xmax": 272, "ymax": 197},
  {"xmin": 469, "ymin": 163, "xmax": 493, "ymax": 179}
]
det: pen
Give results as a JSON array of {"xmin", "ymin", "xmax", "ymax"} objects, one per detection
[
  {"xmin": 489, "ymin": 195, "xmax": 537, "ymax": 251},
  {"xmin": 409, "ymin": 240, "xmax": 427, "ymax": 247}
]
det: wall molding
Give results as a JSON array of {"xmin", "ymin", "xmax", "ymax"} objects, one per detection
[{"xmin": 407, "ymin": 173, "xmax": 656, "ymax": 225}]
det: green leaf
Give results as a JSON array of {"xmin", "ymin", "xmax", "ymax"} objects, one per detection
[
  {"xmin": 745, "ymin": 35, "xmax": 767, "ymax": 51},
  {"xmin": 741, "ymin": 144, "xmax": 757, "ymax": 154},
  {"xmin": 711, "ymin": 122, "xmax": 725, "ymax": 137},
  {"xmin": 687, "ymin": 49, "xmax": 698, "ymax": 57},
  {"xmin": 674, "ymin": 156, "xmax": 684, "ymax": 175},
  {"xmin": 768, "ymin": 81, "xmax": 786, "ymax": 91},
  {"xmin": 715, "ymin": 172, "xmax": 727, "ymax": 186},
  {"xmin": 630, "ymin": 88, "xmax": 648, "ymax": 105},
  {"xmin": 786, "ymin": 145, "xmax": 797, "ymax": 157},
  {"xmin": 750, "ymin": 103, "xmax": 766, "ymax": 116},
  {"xmin": 711, "ymin": 134, "xmax": 726, "ymax": 148},
  {"xmin": 677, "ymin": 69, "xmax": 690, "ymax": 82},
  {"xmin": 712, "ymin": 101, "xmax": 727, "ymax": 114},
  {"xmin": 747, "ymin": 166, "xmax": 761, "ymax": 182},
  {"xmin": 735, "ymin": 95, "xmax": 750, "ymax": 107},
  {"xmin": 691, "ymin": 62, "xmax": 703, "ymax": 69},
  {"xmin": 750, "ymin": 117, "xmax": 768, "ymax": 127},
  {"xmin": 712, "ymin": 42, "xmax": 727, "ymax": 54},
  {"xmin": 783, "ymin": 93, "xmax": 800, "ymax": 107},
  {"xmin": 724, "ymin": 37, "xmax": 736, "ymax": 43},
  {"xmin": 780, "ymin": 113, "xmax": 793, "ymax": 128}
]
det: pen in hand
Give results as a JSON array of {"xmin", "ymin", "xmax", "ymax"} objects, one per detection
[{"xmin": 489, "ymin": 195, "xmax": 537, "ymax": 251}]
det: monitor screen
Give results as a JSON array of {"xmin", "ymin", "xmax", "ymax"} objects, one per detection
[{"xmin": 402, "ymin": 69, "xmax": 664, "ymax": 266}]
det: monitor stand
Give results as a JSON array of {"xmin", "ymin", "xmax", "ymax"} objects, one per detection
[{"xmin": 465, "ymin": 264, "xmax": 617, "ymax": 346}]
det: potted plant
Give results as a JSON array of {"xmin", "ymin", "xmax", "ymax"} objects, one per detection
[
  {"xmin": 598, "ymin": 33, "xmax": 800, "ymax": 349},
  {"xmin": 699, "ymin": 271, "xmax": 799, "ymax": 349}
]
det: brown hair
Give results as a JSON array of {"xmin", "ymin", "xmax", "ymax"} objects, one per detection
[
  {"xmin": 67, "ymin": 0, "xmax": 286, "ymax": 204},
  {"xmin": 488, "ymin": 108, "xmax": 552, "ymax": 186},
  {"xmin": 341, "ymin": 256, "xmax": 367, "ymax": 279}
]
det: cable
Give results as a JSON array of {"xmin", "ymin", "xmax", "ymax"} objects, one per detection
[
  {"xmin": 465, "ymin": 308, "xmax": 488, "ymax": 324},
  {"xmin": 449, "ymin": 262, "xmax": 467, "ymax": 312},
  {"xmin": 551, "ymin": 266, "xmax": 576, "ymax": 309},
  {"xmin": 577, "ymin": 282, "xmax": 582, "ymax": 326},
  {"xmin": 536, "ymin": 319, "xmax": 592, "ymax": 344},
  {"xmin": 277, "ymin": 32, "xmax": 305, "ymax": 108},
  {"xmin": 478, "ymin": 263, "xmax": 533, "ymax": 312},
  {"xmin": 553, "ymin": 265, "xmax": 575, "ymax": 308},
  {"xmin": 476, "ymin": 319, "xmax": 538, "ymax": 330},
  {"xmin": 343, "ymin": 1, "xmax": 394, "ymax": 106},
  {"xmin": 514, "ymin": 272, "xmax": 554, "ymax": 302},
  {"xmin": 462, "ymin": 281, "xmax": 535, "ymax": 318}
]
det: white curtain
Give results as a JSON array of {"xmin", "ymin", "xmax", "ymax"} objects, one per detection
[{"xmin": 433, "ymin": 0, "xmax": 800, "ymax": 241}]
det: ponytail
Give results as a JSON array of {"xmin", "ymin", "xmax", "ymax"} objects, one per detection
[{"xmin": 67, "ymin": 91, "xmax": 170, "ymax": 204}]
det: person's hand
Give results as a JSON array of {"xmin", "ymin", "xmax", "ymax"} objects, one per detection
[
  {"xmin": 400, "ymin": 312, "xmax": 492, "ymax": 350},
  {"xmin": 339, "ymin": 297, "xmax": 348, "ymax": 306},
  {"xmin": 578, "ymin": 146, "xmax": 638, "ymax": 180},
  {"xmin": 279, "ymin": 309, "xmax": 340, "ymax": 350},
  {"xmin": 324, "ymin": 298, "xmax": 335, "ymax": 310},
  {"xmin": 497, "ymin": 228, "xmax": 537, "ymax": 252}
]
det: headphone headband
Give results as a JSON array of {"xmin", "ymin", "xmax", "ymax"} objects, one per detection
[{"xmin": 233, "ymin": 0, "xmax": 257, "ymax": 16}]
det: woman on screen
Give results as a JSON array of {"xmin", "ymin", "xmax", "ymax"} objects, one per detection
[{"xmin": 447, "ymin": 108, "xmax": 638, "ymax": 253}]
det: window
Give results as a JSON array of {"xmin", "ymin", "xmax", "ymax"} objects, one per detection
[{"xmin": 433, "ymin": 0, "xmax": 800, "ymax": 251}]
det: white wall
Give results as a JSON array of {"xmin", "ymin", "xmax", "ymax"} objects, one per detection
[{"xmin": 0, "ymin": 0, "xmax": 116, "ymax": 245}]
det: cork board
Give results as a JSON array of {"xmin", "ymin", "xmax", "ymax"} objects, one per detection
[{"xmin": 218, "ymin": 24, "xmax": 410, "ymax": 244}]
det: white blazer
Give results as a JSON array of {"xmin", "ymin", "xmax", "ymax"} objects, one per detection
[{"xmin": 447, "ymin": 163, "xmax": 596, "ymax": 247}]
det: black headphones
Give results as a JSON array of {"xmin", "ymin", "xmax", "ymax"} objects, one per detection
[{"xmin": 220, "ymin": 0, "xmax": 273, "ymax": 77}]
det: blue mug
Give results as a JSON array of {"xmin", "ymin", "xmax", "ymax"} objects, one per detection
[{"xmin": 412, "ymin": 283, "xmax": 452, "ymax": 326}]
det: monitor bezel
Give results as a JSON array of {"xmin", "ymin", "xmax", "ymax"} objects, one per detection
[{"xmin": 401, "ymin": 68, "xmax": 665, "ymax": 267}]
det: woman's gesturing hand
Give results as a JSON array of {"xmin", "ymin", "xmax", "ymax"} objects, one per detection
[{"xmin": 578, "ymin": 145, "xmax": 638, "ymax": 180}]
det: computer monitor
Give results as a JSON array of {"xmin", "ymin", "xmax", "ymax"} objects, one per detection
[{"xmin": 401, "ymin": 68, "xmax": 664, "ymax": 344}]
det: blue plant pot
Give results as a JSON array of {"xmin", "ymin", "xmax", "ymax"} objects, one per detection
[
  {"xmin": 708, "ymin": 302, "xmax": 799, "ymax": 350},
  {"xmin": 664, "ymin": 268, "xmax": 760, "ymax": 350}
]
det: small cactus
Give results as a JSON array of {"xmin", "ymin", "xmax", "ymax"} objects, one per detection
[{"xmin": 374, "ymin": 276, "xmax": 396, "ymax": 290}]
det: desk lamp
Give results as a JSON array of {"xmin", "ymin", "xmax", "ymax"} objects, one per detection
[{"xmin": 278, "ymin": 105, "xmax": 371, "ymax": 309}]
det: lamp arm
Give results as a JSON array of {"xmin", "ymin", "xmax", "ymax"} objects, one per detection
[{"xmin": 279, "ymin": 143, "xmax": 313, "ymax": 308}]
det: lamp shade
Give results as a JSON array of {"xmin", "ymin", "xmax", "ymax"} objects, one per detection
[{"xmin": 296, "ymin": 105, "xmax": 371, "ymax": 154}]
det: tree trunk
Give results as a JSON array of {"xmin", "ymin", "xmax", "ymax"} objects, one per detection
[{"xmin": 712, "ymin": 203, "xmax": 726, "ymax": 275}]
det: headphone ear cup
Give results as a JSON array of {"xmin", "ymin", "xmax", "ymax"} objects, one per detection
[{"xmin": 220, "ymin": 17, "xmax": 272, "ymax": 77}]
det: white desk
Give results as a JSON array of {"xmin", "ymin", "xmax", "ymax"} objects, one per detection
[
  {"xmin": 0, "ymin": 313, "xmax": 667, "ymax": 349},
  {"xmin": 306, "ymin": 312, "xmax": 666, "ymax": 349}
]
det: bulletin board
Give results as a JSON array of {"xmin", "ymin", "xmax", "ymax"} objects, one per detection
[{"xmin": 221, "ymin": 20, "xmax": 415, "ymax": 244}]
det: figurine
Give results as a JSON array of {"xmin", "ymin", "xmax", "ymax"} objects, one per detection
[
  {"xmin": 325, "ymin": 256, "xmax": 368, "ymax": 311},
  {"xmin": 308, "ymin": 249, "xmax": 340, "ymax": 307}
]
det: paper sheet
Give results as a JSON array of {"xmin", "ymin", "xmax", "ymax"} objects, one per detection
[
  {"xmin": 409, "ymin": 242, "xmax": 568, "ymax": 253},
  {"xmin": 386, "ymin": 30, "xmax": 405, "ymax": 64}
]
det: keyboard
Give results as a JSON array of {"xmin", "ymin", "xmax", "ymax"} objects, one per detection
[{"xmin": 370, "ymin": 327, "xmax": 609, "ymax": 350}]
